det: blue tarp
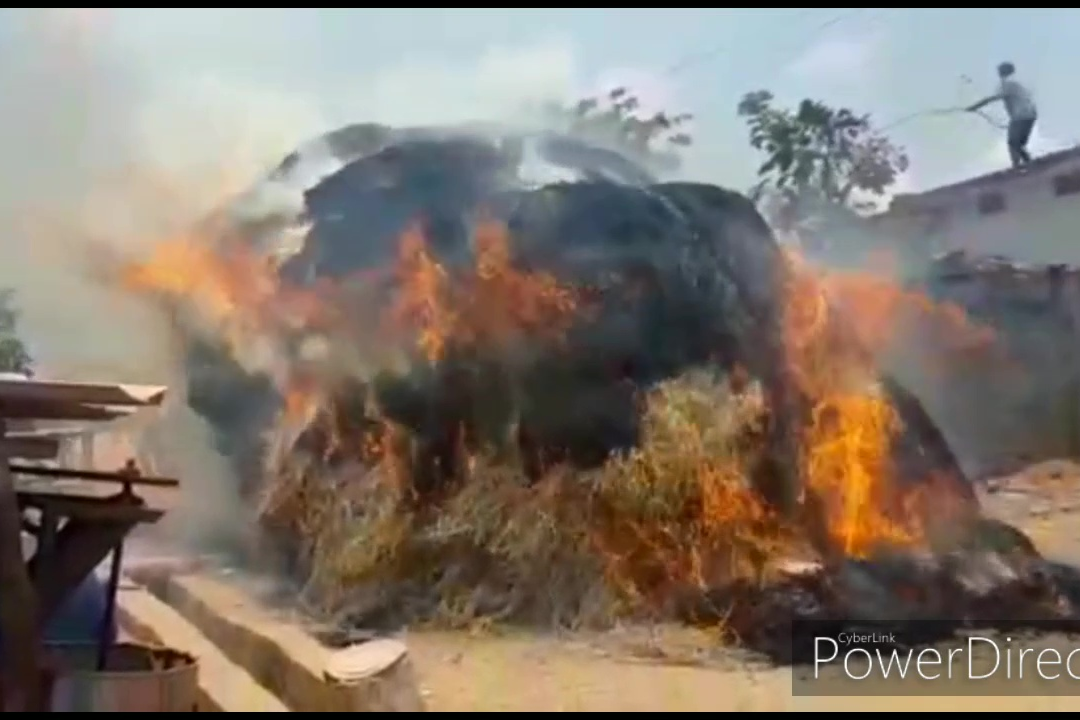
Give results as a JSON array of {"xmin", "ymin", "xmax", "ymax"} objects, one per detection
[{"xmin": 0, "ymin": 573, "xmax": 115, "ymax": 651}]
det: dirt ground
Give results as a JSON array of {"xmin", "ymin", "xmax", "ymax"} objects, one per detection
[
  {"xmin": 130, "ymin": 459, "xmax": 1080, "ymax": 711},
  {"xmin": 402, "ymin": 460, "xmax": 1080, "ymax": 712},
  {"xmin": 405, "ymin": 631, "xmax": 1080, "ymax": 712}
]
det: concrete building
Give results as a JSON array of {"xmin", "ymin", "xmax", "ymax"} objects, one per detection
[
  {"xmin": 863, "ymin": 148, "xmax": 1080, "ymax": 477},
  {"xmin": 874, "ymin": 146, "xmax": 1080, "ymax": 265}
]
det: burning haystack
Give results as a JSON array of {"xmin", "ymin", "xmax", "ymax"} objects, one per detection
[{"xmin": 118, "ymin": 123, "xmax": 1078, "ymax": 657}]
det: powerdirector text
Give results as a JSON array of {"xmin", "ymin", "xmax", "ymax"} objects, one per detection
[{"xmin": 791, "ymin": 620, "xmax": 1080, "ymax": 696}]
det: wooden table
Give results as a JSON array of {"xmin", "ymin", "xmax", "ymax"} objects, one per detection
[
  {"xmin": 0, "ymin": 377, "xmax": 172, "ymax": 709},
  {"xmin": 10, "ymin": 463, "xmax": 178, "ymax": 668}
]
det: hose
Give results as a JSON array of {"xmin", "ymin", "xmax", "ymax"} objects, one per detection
[
  {"xmin": 881, "ymin": 106, "xmax": 1007, "ymax": 133},
  {"xmin": 883, "ymin": 76, "xmax": 1011, "ymax": 132}
]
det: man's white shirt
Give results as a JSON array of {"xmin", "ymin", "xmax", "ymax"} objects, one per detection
[{"xmin": 1000, "ymin": 78, "xmax": 1037, "ymax": 121}]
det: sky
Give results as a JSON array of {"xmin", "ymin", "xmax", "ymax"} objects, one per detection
[
  {"xmin": 7, "ymin": 8, "xmax": 1080, "ymax": 192},
  {"xmin": 1, "ymin": 7, "xmax": 1079, "ymax": 374},
  {"xmin": 2, "ymin": 9, "xmax": 1079, "ymax": 202}
]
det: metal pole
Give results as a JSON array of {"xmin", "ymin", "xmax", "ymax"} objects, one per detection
[
  {"xmin": 96, "ymin": 460, "xmax": 139, "ymax": 672},
  {"xmin": 95, "ymin": 541, "xmax": 124, "ymax": 672}
]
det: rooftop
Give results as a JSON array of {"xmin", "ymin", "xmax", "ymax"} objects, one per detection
[
  {"xmin": 888, "ymin": 144, "xmax": 1080, "ymax": 212},
  {"xmin": 0, "ymin": 376, "xmax": 166, "ymax": 421},
  {"xmin": 0, "ymin": 376, "xmax": 167, "ymax": 461}
]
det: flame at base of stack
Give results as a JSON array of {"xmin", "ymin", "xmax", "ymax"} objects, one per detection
[{"xmin": 712, "ymin": 252, "xmax": 1079, "ymax": 661}]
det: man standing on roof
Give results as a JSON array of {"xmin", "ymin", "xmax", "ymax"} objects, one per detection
[{"xmin": 967, "ymin": 61, "xmax": 1038, "ymax": 168}]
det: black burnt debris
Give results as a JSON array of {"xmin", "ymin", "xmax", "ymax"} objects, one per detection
[{"xmin": 728, "ymin": 521, "xmax": 1080, "ymax": 664}]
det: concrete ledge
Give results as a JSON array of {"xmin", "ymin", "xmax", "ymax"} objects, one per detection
[
  {"xmin": 132, "ymin": 572, "xmax": 424, "ymax": 711},
  {"xmin": 117, "ymin": 584, "xmax": 290, "ymax": 712}
]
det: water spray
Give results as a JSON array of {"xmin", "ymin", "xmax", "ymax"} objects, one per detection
[
  {"xmin": 881, "ymin": 75, "xmax": 1009, "ymax": 132},
  {"xmin": 882, "ymin": 107, "xmax": 1007, "ymax": 133}
]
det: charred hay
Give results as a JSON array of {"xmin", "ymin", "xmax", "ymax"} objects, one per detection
[
  {"xmin": 188, "ymin": 127, "xmax": 970, "ymax": 512},
  {"xmin": 163, "ymin": 125, "xmax": 1080, "ymax": 655}
]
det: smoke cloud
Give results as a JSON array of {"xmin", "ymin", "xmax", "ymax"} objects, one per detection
[{"xmin": 0, "ymin": 8, "xmax": 587, "ymax": 552}]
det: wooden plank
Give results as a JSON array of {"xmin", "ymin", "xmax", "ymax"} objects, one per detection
[
  {"xmin": 0, "ymin": 379, "xmax": 167, "ymax": 408},
  {"xmin": 0, "ymin": 399, "xmax": 133, "ymax": 421},
  {"xmin": 16, "ymin": 491, "xmax": 164, "ymax": 524},
  {"xmin": 8, "ymin": 464, "xmax": 179, "ymax": 488},
  {"xmin": 6, "ymin": 427, "xmax": 96, "ymax": 439}
]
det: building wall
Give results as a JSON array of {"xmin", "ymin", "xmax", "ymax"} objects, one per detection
[
  {"xmin": 876, "ymin": 154, "xmax": 1080, "ymax": 264},
  {"xmin": 893, "ymin": 262, "xmax": 1080, "ymax": 478},
  {"xmin": 56, "ymin": 426, "xmax": 146, "ymax": 472},
  {"xmin": 865, "ymin": 157, "xmax": 1080, "ymax": 476}
]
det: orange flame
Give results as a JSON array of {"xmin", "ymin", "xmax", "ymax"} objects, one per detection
[
  {"xmin": 120, "ymin": 207, "xmax": 990, "ymax": 579},
  {"xmin": 120, "ymin": 229, "xmax": 336, "ymax": 357},
  {"xmin": 386, "ymin": 219, "xmax": 579, "ymax": 363},
  {"xmin": 781, "ymin": 250, "xmax": 991, "ymax": 558}
]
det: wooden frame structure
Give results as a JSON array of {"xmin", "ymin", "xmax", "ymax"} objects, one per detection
[{"xmin": 0, "ymin": 377, "xmax": 178, "ymax": 710}]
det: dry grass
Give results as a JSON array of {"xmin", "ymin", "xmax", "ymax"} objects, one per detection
[{"xmin": 256, "ymin": 368, "xmax": 793, "ymax": 631}]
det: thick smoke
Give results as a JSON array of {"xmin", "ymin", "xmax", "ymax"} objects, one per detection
[
  {"xmin": 0, "ymin": 9, "xmax": 588, "ymax": 552},
  {"xmin": 0, "ymin": 10, "xmax": 248, "ymax": 551}
]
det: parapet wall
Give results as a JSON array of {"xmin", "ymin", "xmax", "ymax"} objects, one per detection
[{"xmin": 897, "ymin": 250, "xmax": 1080, "ymax": 478}]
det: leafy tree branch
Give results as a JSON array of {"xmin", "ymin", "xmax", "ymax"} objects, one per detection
[
  {"xmin": 0, "ymin": 289, "xmax": 33, "ymax": 376},
  {"xmin": 544, "ymin": 87, "xmax": 694, "ymax": 171},
  {"xmin": 737, "ymin": 90, "xmax": 908, "ymax": 213}
]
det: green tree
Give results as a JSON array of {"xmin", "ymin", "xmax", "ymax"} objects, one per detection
[
  {"xmin": 737, "ymin": 90, "xmax": 908, "ymax": 212},
  {"xmin": 545, "ymin": 87, "xmax": 694, "ymax": 171},
  {"xmin": 0, "ymin": 288, "xmax": 33, "ymax": 376}
]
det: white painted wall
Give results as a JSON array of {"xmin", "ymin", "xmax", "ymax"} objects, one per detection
[
  {"xmin": 869, "ymin": 156, "xmax": 1080, "ymax": 475},
  {"xmin": 876, "ymin": 154, "xmax": 1080, "ymax": 265}
]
